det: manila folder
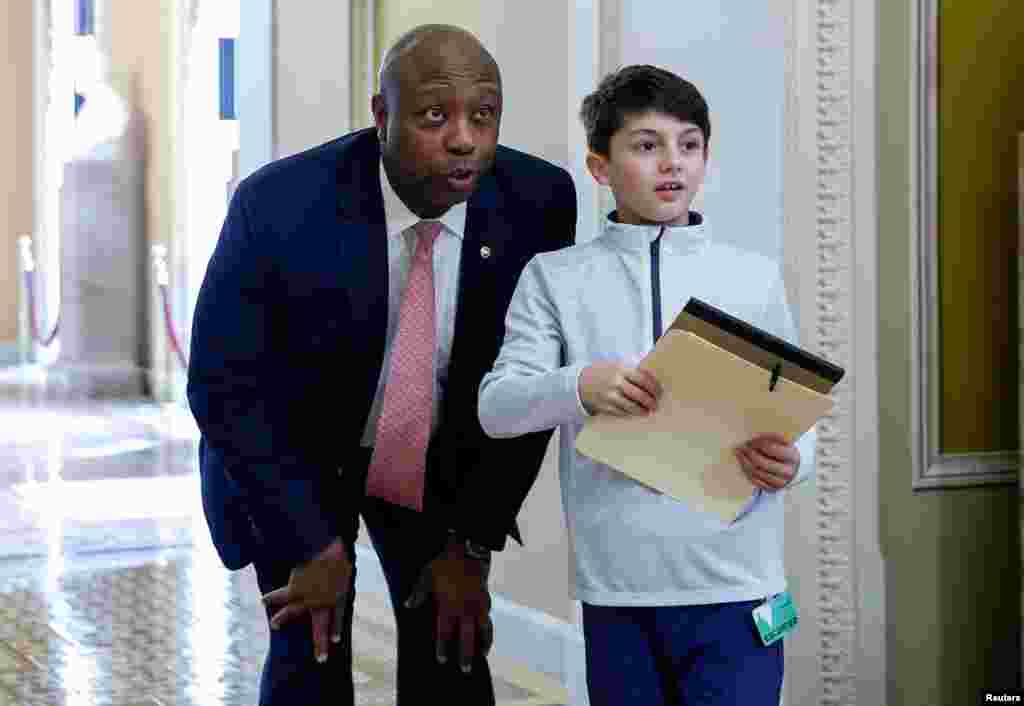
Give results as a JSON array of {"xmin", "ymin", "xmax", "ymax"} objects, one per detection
[{"xmin": 574, "ymin": 330, "xmax": 834, "ymax": 522}]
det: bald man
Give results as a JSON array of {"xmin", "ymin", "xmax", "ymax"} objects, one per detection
[{"xmin": 188, "ymin": 24, "xmax": 577, "ymax": 706}]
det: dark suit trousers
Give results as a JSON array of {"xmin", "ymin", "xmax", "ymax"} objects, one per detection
[{"xmin": 252, "ymin": 447, "xmax": 496, "ymax": 706}]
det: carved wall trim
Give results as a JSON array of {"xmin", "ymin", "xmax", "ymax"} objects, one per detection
[{"xmin": 814, "ymin": 1, "xmax": 857, "ymax": 704}]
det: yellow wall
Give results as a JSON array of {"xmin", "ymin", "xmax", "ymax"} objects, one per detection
[
  {"xmin": 0, "ymin": 3, "xmax": 35, "ymax": 344},
  {"xmin": 938, "ymin": 0, "xmax": 1024, "ymax": 453},
  {"xmin": 348, "ymin": 0, "xmax": 485, "ymax": 131},
  {"xmin": 375, "ymin": 0, "xmax": 485, "ymax": 92},
  {"xmin": 880, "ymin": 2, "xmax": 1020, "ymax": 703}
]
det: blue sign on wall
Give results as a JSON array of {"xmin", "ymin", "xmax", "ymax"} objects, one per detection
[
  {"xmin": 219, "ymin": 38, "xmax": 237, "ymax": 120},
  {"xmin": 75, "ymin": 0, "xmax": 95, "ymax": 36}
]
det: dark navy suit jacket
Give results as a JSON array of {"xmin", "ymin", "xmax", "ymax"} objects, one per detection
[{"xmin": 187, "ymin": 128, "xmax": 577, "ymax": 570}]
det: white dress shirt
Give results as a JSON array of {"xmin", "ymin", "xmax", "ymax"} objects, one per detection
[{"xmin": 360, "ymin": 161, "xmax": 467, "ymax": 447}]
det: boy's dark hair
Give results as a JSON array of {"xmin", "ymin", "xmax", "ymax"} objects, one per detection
[{"xmin": 580, "ymin": 65, "xmax": 711, "ymax": 157}]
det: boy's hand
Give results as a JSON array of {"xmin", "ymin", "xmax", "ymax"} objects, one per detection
[
  {"xmin": 735, "ymin": 432, "xmax": 800, "ymax": 491},
  {"xmin": 579, "ymin": 362, "xmax": 662, "ymax": 416}
]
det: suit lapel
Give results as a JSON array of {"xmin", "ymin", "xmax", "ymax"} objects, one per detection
[{"xmin": 451, "ymin": 171, "xmax": 507, "ymax": 367}]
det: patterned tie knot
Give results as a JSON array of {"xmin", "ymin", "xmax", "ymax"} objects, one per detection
[{"xmin": 413, "ymin": 221, "xmax": 442, "ymax": 263}]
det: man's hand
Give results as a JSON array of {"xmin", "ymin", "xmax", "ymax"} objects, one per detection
[
  {"xmin": 262, "ymin": 537, "xmax": 353, "ymax": 664},
  {"xmin": 735, "ymin": 432, "xmax": 801, "ymax": 491},
  {"xmin": 405, "ymin": 537, "xmax": 492, "ymax": 674},
  {"xmin": 579, "ymin": 361, "xmax": 662, "ymax": 417}
]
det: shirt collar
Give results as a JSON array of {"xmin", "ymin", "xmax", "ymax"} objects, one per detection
[
  {"xmin": 380, "ymin": 160, "xmax": 467, "ymax": 240},
  {"xmin": 601, "ymin": 210, "xmax": 709, "ymax": 254}
]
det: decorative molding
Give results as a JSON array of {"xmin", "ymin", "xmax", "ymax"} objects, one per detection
[
  {"xmin": 910, "ymin": 0, "xmax": 1019, "ymax": 489},
  {"xmin": 815, "ymin": 1, "xmax": 857, "ymax": 704}
]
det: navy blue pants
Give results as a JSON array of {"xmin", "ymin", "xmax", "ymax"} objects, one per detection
[
  {"xmin": 253, "ymin": 467, "xmax": 494, "ymax": 705},
  {"xmin": 361, "ymin": 495, "xmax": 496, "ymax": 706},
  {"xmin": 581, "ymin": 600, "xmax": 784, "ymax": 706},
  {"xmin": 253, "ymin": 534, "xmax": 358, "ymax": 706}
]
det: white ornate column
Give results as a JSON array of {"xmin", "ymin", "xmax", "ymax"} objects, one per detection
[
  {"xmin": 787, "ymin": 0, "xmax": 885, "ymax": 703},
  {"xmin": 813, "ymin": 1, "xmax": 885, "ymax": 704},
  {"xmin": 812, "ymin": 2, "xmax": 857, "ymax": 701}
]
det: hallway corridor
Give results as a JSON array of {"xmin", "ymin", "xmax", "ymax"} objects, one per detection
[{"xmin": 0, "ymin": 365, "xmax": 568, "ymax": 706}]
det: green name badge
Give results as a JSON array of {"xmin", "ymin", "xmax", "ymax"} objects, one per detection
[{"xmin": 752, "ymin": 591, "xmax": 798, "ymax": 646}]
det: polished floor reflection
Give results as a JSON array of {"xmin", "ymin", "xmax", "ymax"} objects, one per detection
[{"xmin": 0, "ymin": 365, "xmax": 568, "ymax": 706}]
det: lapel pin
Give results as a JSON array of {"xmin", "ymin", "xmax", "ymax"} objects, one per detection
[{"xmin": 480, "ymin": 245, "xmax": 492, "ymax": 259}]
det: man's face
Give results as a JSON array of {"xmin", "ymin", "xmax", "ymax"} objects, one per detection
[
  {"xmin": 587, "ymin": 111, "xmax": 708, "ymax": 227},
  {"xmin": 373, "ymin": 39, "xmax": 502, "ymax": 218}
]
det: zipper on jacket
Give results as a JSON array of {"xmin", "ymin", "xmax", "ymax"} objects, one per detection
[{"xmin": 650, "ymin": 225, "xmax": 667, "ymax": 346}]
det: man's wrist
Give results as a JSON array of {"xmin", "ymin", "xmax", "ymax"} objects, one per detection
[
  {"xmin": 463, "ymin": 539, "xmax": 492, "ymax": 563},
  {"xmin": 447, "ymin": 528, "xmax": 492, "ymax": 563}
]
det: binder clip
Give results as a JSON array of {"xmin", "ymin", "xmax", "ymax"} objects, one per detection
[{"xmin": 769, "ymin": 362, "xmax": 782, "ymax": 392}]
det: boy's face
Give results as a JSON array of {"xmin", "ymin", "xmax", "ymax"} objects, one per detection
[{"xmin": 587, "ymin": 111, "xmax": 708, "ymax": 227}]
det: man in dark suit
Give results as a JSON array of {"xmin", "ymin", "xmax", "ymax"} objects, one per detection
[{"xmin": 187, "ymin": 24, "xmax": 576, "ymax": 706}]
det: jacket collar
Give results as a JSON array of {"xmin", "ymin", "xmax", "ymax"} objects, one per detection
[{"xmin": 601, "ymin": 210, "xmax": 709, "ymax": 255}]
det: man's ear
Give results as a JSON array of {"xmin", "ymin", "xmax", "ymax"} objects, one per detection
[
  {"xmin": 371, "ymin": 94, "xmax": 387, "ymax": 142},
  {"xmin": 586, "ymin": 152, "xmax": 611, "ymax": 186}
]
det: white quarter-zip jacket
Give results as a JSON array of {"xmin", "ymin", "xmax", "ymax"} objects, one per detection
[{"xmin": 478, "ymin": 213, "xmax": 816, "ymax": 606}]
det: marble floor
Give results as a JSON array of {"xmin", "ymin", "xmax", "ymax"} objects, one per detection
[{"xmin": 0, "ymin": 365, "xmax": 569, "ymax": 706}]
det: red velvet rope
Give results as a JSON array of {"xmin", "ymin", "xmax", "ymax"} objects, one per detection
[
  {"xmin": 158, "ymin": 282, "xmax": 188, "ymax": 370},
  {"xmin": 22, "ymin": 271, "xmax": 60, "ymax": 347},
  {"xmin": 23, "ymin": 259, "xmax": 188, "ymax": 369}
]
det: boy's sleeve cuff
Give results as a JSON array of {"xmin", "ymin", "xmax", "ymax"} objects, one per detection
[{"xmin": 570, "ymin": 363, "xmax": 593, "ymax": 420}]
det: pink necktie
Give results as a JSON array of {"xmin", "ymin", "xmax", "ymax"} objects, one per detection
[{"xmin": 366, "ymin": 221, "xmax": 442, "ymax": 511}]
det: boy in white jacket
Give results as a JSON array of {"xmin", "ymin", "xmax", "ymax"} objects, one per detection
[{"xmin": 478, "ymin": 65, "xmax": 813, "ymax": 705}]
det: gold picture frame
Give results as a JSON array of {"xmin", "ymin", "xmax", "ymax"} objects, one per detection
[{"xmin": 911, "ymin": 0, "xmax": 1021, "ymax": 489}]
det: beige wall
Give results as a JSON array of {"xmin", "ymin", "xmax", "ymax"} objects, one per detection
[
  {"xmin": 106, "ymin": 0, "xmax": 177, "ymax": 259},
  {"xmin": 370, "ymin": 0, "xmax": 574, "ymax": 171},
  {"xmin": 276, "ymin": 2, "xmax": 351, "ymax": 158},
  {"xmin": 375, "ymin": 0, "xmax": 484, "ymax": 82},
  {"xmin": 879, "ymin": 1, "xmax": 1020, "ymax": 704},
  {"xmin": 0, "ymin": 3, "xmax": 35, "ymax": 344}
]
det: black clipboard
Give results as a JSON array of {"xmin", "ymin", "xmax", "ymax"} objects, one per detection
[{"xmin": 669, "ymin": 298, "xmax": 845, "ymax": 395}]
